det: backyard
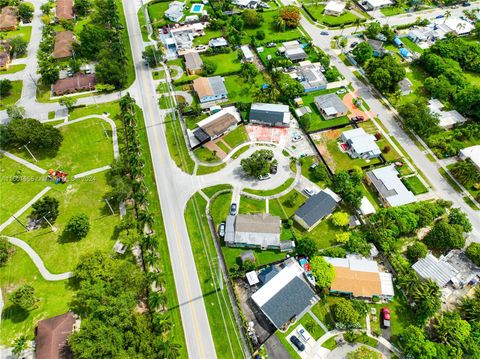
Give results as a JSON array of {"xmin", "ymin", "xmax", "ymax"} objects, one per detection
[
  {"xmin": 224, "ymin": 73, "xmax": 267, "ymax": 104},
  {"xmin": 243, "ymin": 10, "xmax": 303, "ymax": 43},
  {"xmin": 200, "ymin": 51, "xmax": 242, "ymax": 76},
  {"xmin": 269, "ymin": 190, "xmax": 307, "ymax": 219},
  {"xmin": 0, "ymin": 80, "xmax": 22, "ymax": 110},
  {"xmin": 303, "ymin": 4, "xmax": 361, "ymax": 27}
]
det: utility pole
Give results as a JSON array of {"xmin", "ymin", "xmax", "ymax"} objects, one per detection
[
  {"xmin": 12, "ymin": 215, "xmax": 29, "ymax": 231},
  {"xmin": 104, "ymin": 198, "xmax": 115, "ymax": 215},
  {"xmin": 21, "ymin": 142, "xmax": 38, "ymax": 162}
]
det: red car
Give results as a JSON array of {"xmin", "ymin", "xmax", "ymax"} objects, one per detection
[{"xmin": 381, "ymin": 308, "xmax": 391, "ymax": 328}]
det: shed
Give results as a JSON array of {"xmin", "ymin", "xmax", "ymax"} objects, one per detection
[{"xmin": 240, "ymin": 250, "xmax": 256, "ymax": 264}]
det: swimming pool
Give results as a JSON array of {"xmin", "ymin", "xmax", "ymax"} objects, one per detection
[{"xmin": 190, "ymin": 3, "xmax": 204, "ymax": 13}]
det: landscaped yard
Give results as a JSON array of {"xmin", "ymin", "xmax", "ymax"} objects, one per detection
[
  {"xmin": 194, "ymin": 146, "xmax": 221, "ymax": 163},
  {"xmin": 200, "ymin": 51, "xmax": 242, "ymax": 76},
  {"xmin": 222, "ymin": 125, "xmax": 250, "ymax": 149},
  {"xmin": 239, "ymin": 195, "xmax": 266, "ymax": 214},
  {"xmin": 294, "ymin": 212, "xmax": 346, "ymax": 249},
  {"xmin": 300, "ymin": 155, "xmax": 329, "ymax": 187},
  {"xmin": 0, "ymin": 80, "xmax": 22, "ymax": 110},
  {"xmin": 202, "ymin": 184, "xmax": 233, "ymax": 198},
  {"xmin": 401, "ymin": 176, "xmax": 428, "ymax": 195},
  {"xmin": 380, "ymin": 6, "xmax": 405, "ymax": 16},
  {"xmin": 269, "ymin": 190, "xmax": 306, "ymax": 219},
  {"xmin": 304, "ymin": 4, "xmax": 361, "ymax": 27},
  {"xmin": 147, "ymin": 1, "xmax": 173, "ymax": 27},
  {"xmin": 0, "ymin": 64, "xmax": 26, "ymax": 74},
  {"xmin": 1, "ymin": 25, "xmax": 32, "ymax": 46},
  {"xmin": 193, "ymin": 27, "xmax": 224, "ymax": 45}
]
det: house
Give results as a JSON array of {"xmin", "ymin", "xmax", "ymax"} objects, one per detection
[
  {"xmin": 233, "ymin": 0, "xmax": 270, "ymax": 9},
  {"xmin": 280, "ymin": 41, "xmax": 307, "ymax": 62},
  {"xmin": 0, "ymin": 40, "xmax": 11, "ymax": 70},
  {"xmin": 35, "ymin": 312, "xmax": 76, "ymax": 359},
  {"xmin": 249, "ymin": 103, "xmax": 291, "ymax": 127},
  {"xmin": 363, "ymin": 0, "xmax": 392, "ymax": 10},
  {"xmin": 365, "ymin": 165, "xmax": 416, "ymax": 207},
  {"xmin": 397, "ymin": 78, "xmax": 412, "ymax": 95},
  {"xmin": 324, "ymin": 0, "xmax": 346, "ymax": 16},
  {"xmin": 56, "ymin": 0, "xmax": 74, "ymax": 21},
  {"xmin": 340, "ymin": 128, "xmax": 381, "ymax": 159},
  {"xmin": 184, "ymin": 52, "xmax": 203, "ymax": 74},
  {"xmin": 407, "ymin": 24, "xmax": 451, "ymax": 44},
  {"xmin": 367, "ymin": 39, "xmax": 385, "ymax": 57},
  {"xmin": 251, "ymin": 259, "xmax": 317, "ymax": 329},
  {"xmin": 52, "ymin": 31, "xmax": 74, "ymax": 59},
  {"xmin": 208, "ymin": 37, "xmax": 228, "ymax": 48},
  {"xmin": 429, "ymin": 99, "xmax": 468, "ymax": 129},
  {"xmin": 224, "ymin": 213, "xmax": 294, "ymax": 251},
  {"xmin": 442, "ymin": 17, "xmax": 475, "ymax": 36},
  {"xmin": 295, "ymin": 106, "xmax": 312, "ymax": 117},
  {"xmin": 412, "ymin": 253, "xmax": 459, "ymax": 287},
  {"xmin": 188, "ymin": 106, "xmax": 241, "ymax": 148},
  {"xmin": 258, "ymin": 265, "xmax": 280, "ymax": 284},
  {"xmin": 52, "ymin": 74, "xmax": 96, "ymax": 96},
  {"xmin": 165, "ymin": 1, "xmax": 185, "ymax": 22},
  {"xmin": 459, "ymin": 145, "xmax": 480, "ymax": 170},
  {"xmin": 314, "ymin": 93, "xmax": 348, "ymax": 120},
  {"xmin": 324, "ymin": 257, "xmax": 394, "ymax": 299},
  {"xmin": 192, "ymin": 76, "xmax": 228, "ymax": 103},
  {"xmin": 241, "ymin": 45, "xmax": 254, "ymax": 62},
  {"xmin": 295, "ymin": 61, "xmax": 327, "ymax": 92},
  {"xmin": 358, "ymin": 196, "xmax": 376, "ymax": 216},
  {"xmin": 171, "ymin": 29, "xmax": 194, "ymax": 51},
  {"xmin": 294, "ymin": 188, "xmax": 341, "ymax": 231},
  {"xmin": 393, "ymin": 36, "xmax": 403, "ymax": 47},
  {"xmin": 0, "ymin": 6, "xmax": 18, "ymax": 31}
]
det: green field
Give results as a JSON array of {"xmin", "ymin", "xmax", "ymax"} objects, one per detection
[
  {"xmin": 269, "ymin": 190, "xmax": 306, "ymax": 219},
  {"xmin": 210, "ymin": 191, "xmax": 232, "ymax": 226},
  {"xmin": 380, "ymin": 6, "xmax": 405, "ymax": 16},
  {"xmin": 224, "ymin": 73, "xmax": 267, "ymax": 104},
  {"xmin": 402, "ymin": 176, "xmax": 428, "ymax": 195},
  {"xmin": 0, "ymin": 80, "xmax": 22, "ymax": 110},
  {"xmin": 239, "ymin": 195, "xmax": 266, "ymax": 214},
  {"xmin": 222, "ymin": 246, "xmax": 286, "ymax": 270},
  {"xmin": 0, "ymin": 64, "xmax": 26, "ymax": 74},
  {"xmin": 222, "ymin": 126, "xmax": 250, "ymax": 149},
  {"xmin": 243, "ymin": 178, "xmax": 295, "ymax": 196},
  {"xmin": 243, "ymin": 10, "xmax": 303, "ymax": 43},
  {"xmin": 300, "ymin": 155, "xmax": 329, "ymax": 187},
  {"xmin": 200, "ymin": 51, "xmax": 242, "ymax": 75}
]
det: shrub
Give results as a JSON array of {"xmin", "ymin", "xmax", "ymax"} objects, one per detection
[{"xmin": 64, "ymin": 214, "xmax": 90, "ymax": 240}]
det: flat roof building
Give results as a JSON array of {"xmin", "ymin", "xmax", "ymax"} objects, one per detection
[
  {"xmin": 340, "ymin": 128, "xmax": 381, "ymax": 159},
  {"xmin": 295, "ymin": 61, "xmax": 327, "ymax": 92},
  {"xmin": 366, "ymin": 165, "xmax": 416, "ymax": 207},
  {"xmin": 294, "ymin": 188, "xmax": 341, "ymax": 230},
  {"xmin": 249, "ymin": 103, "xmax": 291, "ymax": 127},
  {"xmin": 208, "ymin": 37, "xmax": 228, "ymax": 47},
  {"xmin": 280, "ymin": 41, "xmax": 307, "ymax": 62},
  {"xmin": 459, "ymin": 145, "xmax": 480, "ymax": 170},
  {"xmin": 429, "ymin": 99, "xmax": 468, "ymax": 129},
  {"xmin": 165, "ymin": 1, "xmax": 185, "ymax": 22},
  {"xmin": 324, "ymin": 0, "xmax": 346, "ymax": 16},
  {"xmin": 241, "ymin": 45, "xmax": 254, "ymax": 62},
  {"xmin": 314, "ymin": 93, "xmax": 348, "ymax": 120},
  {"xmin": 363, "ymin": 0, "xmax": 393, "ymax": 9}
]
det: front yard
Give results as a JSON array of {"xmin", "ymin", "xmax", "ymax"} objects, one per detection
[
  {"xmin": 0, "ymin": 80, "xmax": 22, "ymax": 110},
  {"xmin": 200, "ymin": 51, "xmax": 242, "ymax": 76},
  {"xmin": 304, "ymin": 4, "xmax": 361, "ymax": 27}
]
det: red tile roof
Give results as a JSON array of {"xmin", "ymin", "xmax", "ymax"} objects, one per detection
[
  {"xmin": 56, "ymin": 0, "xmax": 74, "ymax": 20},
  {"xmin": 53, "ymin": 31, "xmax": 74, "ymax": 59},
  {"xmin": 52, "ymin": 74, "xmax": 96, "ymax": 95}
]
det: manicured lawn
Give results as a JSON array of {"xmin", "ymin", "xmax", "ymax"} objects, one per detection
[
  {"xmin": 164, "ymin": 116, "xmax": 195, "ymax": 174},
  {"xmin": 297, "ymin": 213, "xmax": 346, "ymax": 249},
  {"xmin": 184, "ymin": 193, "xmax": 245, "ymax": 359},
  {"xmin": 193, "ymin": 27, "xmax": 223, "ymax": 45},
  {"xmin": 359, "ymin": 182, "xmax": 382, "ymax": 212},
  {"xmin": 222, "ymin": 247, "xmax": 286, "ymax": 270},
  {"xmin": 222, "ymin": 125, "xmax": 249, "ymax": 149},
  {"xmin": 310, "ymin": 296, "xmax": 345, "ymax": 330},
  {"xmin": 116, "ymin": 0, "xmax": 136, "ymax": 88},
  {"xmin": 9, "ymin": 118, "xmax": 114, "ymax": 175},
  {"xmin": 210, "ymin": 191, "xmax": 232, "ymax": 226},
  {"xmin": 239, "ymin": 195, "xmax": 266, "ymax": 214},
  {"xmin": 0, "ymin": 80, "xmax": 22, "ymax": 110},
  {"xmin": 224, "ymin": 73, "xmax": 267, "ymax": 104},
  {"xmin": 69, "ymin": 101, "xmax": 122, "ymax": 120},
  {"xmin": 147, "ymin": 1, "xmax": 173, "ymax": 27},
  {"xmin": 380, "ymin": 6, "xmax": 405, "ymax": 16},
  {"xmin": 194, "ymin": 146, "xmax": 221, "ymax": 163},
  {"xmin": 243, "ymin": 10, "xmax": 302, "ymax": 43},
  {"xmin": 354, "ymin": 334, "xmax": 378, "ymax": 347},
  {"xmin": 269, "ymin": 190, "xmax": 306, "ymax": 219},
  {"xmin": 0, "ymin": 63, "xmax": 26, "ymax": 74},
  {"xmin": 200, "ymin": 51, "xmax": 242, "ymax": 75},
  {"xmin": 138, "ymin": 6, "xmax": 149, "ymax": 41},
  {"xmin": 0, "ymin": 156, "xmax": 48, "ymax": 224},
  {"xmin": 402, "ymin": 176, "xmax": 428, "ymax": 195},
  {"xmin": 231, "ymin": 145, "xmax": 250, "ymax": 159},
  {"xmin": 1, "ymin": 25, "xmax": 32, "ymax": 45},
  {"xmin": 304, "ymin": 4, "xmax": 361, "ymax": 27},
  {"xmin": 300, "ymin": 155, "xmax": 328, "ymax": 187},
  {"xmin": 243, "ymin": 178, "xmax": 295, "ymax": 196},
  {"xmin": 322, "ymin": 335, "xmax": 338, "ymax": 350},
  {"xmin": 401, "ymin": 37, "xmax": 424, "ymax": 54},
  {"xmin": 197, "ymin": 163, "xmax": 226, "ymax": 175},
  {"xmin": 202, "ymin": 184, "xmax": 233, "ymax": 198}
]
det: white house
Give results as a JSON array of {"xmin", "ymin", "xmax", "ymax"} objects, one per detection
[
  {"xmin": 241, "ymin": 45, "xmax": 254, "ymax": 62},
  {"xmin": 459, "ymin": 145, "xmax": 480, "ymax": 170},
  {"xmin": 429, "ymin": 99, "xmax": 468, "ymax": 129},
  {"xmin": 340, "ymin": 128, "xmax": 381, "ymax": 159},
  {"xmin": 324, "ymin": 0, "xmax": 346, "ymax": 16},
  {"xmin": 165, "ymin": 1, "xmax": 185, "ymax": 22},
  {"xmin": 363, "ymin": 0, "xmax": 392, "ymax": 10}
]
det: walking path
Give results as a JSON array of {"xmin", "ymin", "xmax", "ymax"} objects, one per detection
[
  {"xmin": 0, "ymin": 186, "xmax": 51, "ymax": 233},
  {"xmin": 169, "ymin": 65, "xmax": 184, "ymax": 81},
  {"xmin": 0, "ymin": 150, "xmax": 47, "ymax": 174},
  {"xmin": 4, "ymin": 236, "xmax": 73, "ymax": 281},
  {"xmin": 73, "ymin": 165, "xmax": 112, "ymax": 179},
  {"xmin": 308, "ymin": 310, "xmax": 329, "ymax": 333}
]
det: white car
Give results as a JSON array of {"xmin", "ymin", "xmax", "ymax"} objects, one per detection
[
  {"xmin": 292, "ymin": 134, "xmax": 303, "ymax": 142},
  {"xmin": 336, "ymin": 89, "xmax": 347, "ymax": 95},
  {"xmin": 258, "ymin": 174, "xmax": 271, "ymax": 180},
  {"xmin": 303, "ymin": 188, "xmax": 315, "ymax": 196}
]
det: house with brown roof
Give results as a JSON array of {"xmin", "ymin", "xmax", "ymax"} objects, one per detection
[
  {"xmin": 56, "ymin": 0, "xmax": 74, "ymax": 21},
  {"xmin": 53, "ymin": 31, "xmax": 74, "ymax": 59},
  {"xmin": 0, "ymin": 40, "xmax": 11, "ymax": 70},
  {"xmin": 192, "ymin": 76, "xmax": 228, "ymax": 103},
  {"xmin": 184, "ymin": 52, "xmax": 203, "ymax": 75},
  {"xmin": 0, "ymin": 6, "xmax": 19, "ymax": 31},
  {"xmin": 35, "ymin": 312, "xmax": 76, "ymax": 359},
  {"xmin": 52, "ymin": 73, "xmax": 96, "ymax": 96}
]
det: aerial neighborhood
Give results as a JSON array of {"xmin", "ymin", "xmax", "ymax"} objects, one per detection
[{"xmin": 0, "ymin": 0, "xmax": 479, "ymax": 358}]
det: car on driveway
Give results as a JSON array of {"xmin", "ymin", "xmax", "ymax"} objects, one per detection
[
  {"xmin": 258, "ymin": 173, "xmax": 271, "ymax": 180},
  {"xmin": 292, "ymin": 134, "xmax": 303, "ymax": 142},
  {"xmin": 320, "ymin": 31, "xmax": 330, "ymax": 35},
  {"xmin": 350, "ymin": 41, "xmax": 359, "ymax": 48},
  {"xmin": 382, "ymin": 307, "xmax": 391, "ymax": 328},
  {"xmin": 304, "ymin": 188, "xmax": 315, "ymax": 197},
  {"xmin": 230, "ymin": 203, "xmax": 237, "ymax": 215},
  {"xmin": 218, "ymin": 222, "xmax": 225, "ymax": 237},
  {"xmin": 336, "ymin": 89, "xmax": 347, "ymax": 95},
  {"xmin": 290, "ymin": 335, "xmax": 305, "ymax": 351}
]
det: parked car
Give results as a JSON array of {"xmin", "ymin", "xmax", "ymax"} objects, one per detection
[
  {"xmin": 297, "ymin": 328, "xmax": 311, "ymax": 342},
  {"xmin": 270, "ymin": 164, "xmax": 278, "ymax": 174},
  {"xmin": 195, "ymin": 45, "xmax": 207, "ymax": 50},
  {"xmin": 320, "ymin": 31, "xmax": 330, "ymax": 35},
  {"xmin": 218, "ymin": 222, "xmax": 225, "ymax": 237},
  {"xmin": 304, "ymin": 188, "xmax": 315, "ymax": 197},
  {"xmin": 292, "ymin": 134, "xmax": 303, "ymax": 142},
  {"xmin": 352, "ymin": 115, "xmax": 365, "ymax": 122},
  {"xmin": 230, "ymin": 203, "xmax": 237, "ymax": 215},
  {"xmin": 336, "ymin": 89, "xmax": 347, "ymax": 95},
  {"xmin": 350, "ymin": 41, "xmax": 359, "ymax": 48},
  {"xmin": 266, "ymin": 42, "xmax": 276, "ymax": 48},
  {"xmin": 258, "ymin": 173, "xmax": 271, "ymax": 180},
  {"xmin": 290, "ymin": 335, "xmax": 305, "ymax": 351},
  {"xmin": 462, "ymin": 1, "xmax": 471, "ymax": 6},
  {"xmin": 435, "ymin": 14, "xmax": 445, "ymax": 19},
  {"xmin": 382, "ymin": 307, "xmax": 391, "ymax": 328}
]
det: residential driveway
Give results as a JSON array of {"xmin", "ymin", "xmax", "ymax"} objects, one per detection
[{"xmin": 342, "ymin": 92, "xmax": 371, "ymax": 119}]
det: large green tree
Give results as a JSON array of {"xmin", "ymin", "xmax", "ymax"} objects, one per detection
[
  {"xmin": 278, "ymin": 6, "xmax": 301, "ymax": 28},
  {"xmin": 1, "ymin": 118, "xmax": 63, "ymax": 152},
  {"xmin": 310, "ymin": 256, "xmax": 335, "ymax": 289},
  {"xmin": 11, "ymin": 284, "xmax": 37, "ymax": 309},
  {"xmin": 31, "ymin": 196, "xmax": 60, "ymax": 224},
  {"xmin": 332, "ymin": 298, "xmax": 360, "ymax": 327},
  {"xmin": 352, "ymin": 42, "xmax": 372, "ymax": 65},
  {"xmin": 242, "ymin": 9, "xmax": 263, "ymax": 27},
  {"xmin": 424, "ymin": 219, "xmax": 465, "ymax": 251},
  {"xmin": 466, "ymin": 243, "xmax": 480, "ymax": 266},
  {"xmin": 400, "ymin": 325, "xmax": 438, "ymax": 359},
  {"xmin": 240, "ymin": 149, "xmax": 274, "ymax": 177},
  {"xmin": 0, "ymin": 238, "xmax": 15, "ymax": 266},
  {"xmin": 398, "ymin": 98, "xmax": 440, "ymax": 137},
  {"xmin": 365, "ymin": 55, "xmax": 406, "ymax": 93},
  {"xmin": 64, "ymin": 214, "xmax": 90, "ymax": 240}
]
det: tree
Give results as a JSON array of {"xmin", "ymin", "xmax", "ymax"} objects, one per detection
[
  {"xmin": 448, "ymin": 208, "xmax": 472, "ymax": 232},
  {"xmin": 278, "ymin": 6, "xmax": 301, "ymax": 28},
  {"xmin": 432, "ymin": 311, "xmax": 471, "ymax": 348},
  {"xmin": 466, "ymin": 243, "xmax": 480, "ymax": 266},
  {"xmin": 0, "ymin": 237, "xmax": 15, "ymax": 266},
  {"xmin": 449, "ymin": 160, "xmax": 480, "ymax": 186},
  {"xmin": 74, "ymin": 0, "xmax": 92, "ymax": 16},
  {"xmin": 11, "ymin": 284, "xmax": 36, "ymax": 309},
  {"xmin": 64, "ymin": 214, "xmax": 90, "ymax": 239},
  {"xmin": 332, "ymin": 171, "xmax": 362, "ymax": 209},
  {"xmin": 59, "ymin": 96, "xmax": 78, "ymax": 112},
  {"xmin": 40, "ymin": 3, "xmax": 53, "ymax": 15},
  {"xmin": 365, "ymin": 55, "xmax": 406, "ymax": 93},
  {"xmin": 406, "ymin": 241, "xmax": 428, "ymax": 263},
  {"xmin": 0, "ymin": 79, "xmax": 12, "ymax": 97},
  {"xmin": 335, "ymin": 232, "xmax": 350, "ymax": 244},
  {"xmin": 352, "ymin": 41, "xmax": 372, "ymax": 65},
  {"xmin": 18, "ymin": 2, "xmax": 34, "ymax": 22},
  {"xmin": 331, "ymin": 212, "xmax": 350, "ymax": 227},
  {"xmin": 398, "ymin": 98, "xmax": 440, "ymax": 137},
  {"xmin": 332, "ymin": 298, "xmax": 360, "ymax": 327},
  {"xmin": 311, "ymin": 164, "xmax": 328, "ymax": 182},
  {"xmin": 424, "ymin": 75, "xmax": 456, "ymax": 102},
  {"xmin": 203, "ymin": 59, "xmax": 217, "ymax": 75},
  {"xmin": 324, "ymin": 67, "xmax": 340, "ymax": 82},
  {"xmin": 345, "ymin": 231, "xmax": 371, "ymax": 257},
  {"xmin": 278, "ymin": 74, "xmax": 304, "ymax": 100},
  {"xmin": 411, "ymin": 279, "xmax": 441, "ymax": 321},
  {"xmin": 240, "ymin": 149, "xmax": 274, "ymax": 177},
  {"xmin": 298, "ymin": 114, "xmax": 311, "ymax": 131},
  {"xmin": 242, "ymin": 9, "xmax": 263, "ymax": 27},
  {"xmin": 142, "ymin": 46, "xmax": 162, "ymax": 67},
  {"xmin": 12, "ymin": 335, "xmax": 28, "ymax": 358},
  {"xmin": 96, "ymin": 56, "xmax": 126, "ymax": 89},
  {"xmin": 8, "ymin": 36, "xmax": 28, "ymax": 57},
  {"xmin": 364, "ymin": 21, "xmax": 382, "ymax": 39},
  {"xmin": 256, "ymin": 30, "xmax": 266, "ymax": 40},
  {"xmin": 6, "ymin": 105, "xmax": 25, "ymax": 120},
  {"xmin": 400, "ymin": 325, "xmax": 438, "ymax": 359},
  {"xmin": 32, "ymin": 196, "xmax": 60, "ymax": 224},
  {"xmin": 424, "ymin": 219, "xmax": 465, "ymax": 251},
  {"xmin": 310, "ymin": 256, "xmax": 335, "ymax": 289},
  {"xmin": 296, "ymin": 237, "xmax": 318, "ymax": 258},
  {"xmin": 240, "ymin": 62, "xmax": 258, "ymax": 81},
  {"xmin": 454, "ymin": 85, "xmax": 480, "ymax": 121},
  {"xmin": 459, "ymin": 287, "xmax": 480, "ymax": 322}
]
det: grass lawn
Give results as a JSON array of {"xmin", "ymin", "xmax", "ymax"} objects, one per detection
[
  {"xmin": 224, "ymin": 73, "xmax": 266, "ymax": 104},
  {"xmin": 222, "ymin": 125, "xmax": 249, "ymax": 149},
  {"xmin": 194, "ymin": 146, "xmax": 221, "ymax": 163},
  {"xmin": 197, "ymin": 163, "xmax": 226, "ymax": 175},
  {"xmin": 138, "ymin": 6, "xmax": 149, "ymax": 41},
  {"xmin": 300, "ymin": 155, "xmax": 328, "ymax": 187},
  {"xmin": 202, "ymin": 184, "xmax": 233, "ymax": 198},
  {"xmin": 310, "ymin": 296, "xmax": 346, "ymax": 330},
  {"xmin": 0, "ymin": 80, "xmax": 22, "ymax": 110},
  {"xmin": 0, "ymin": 156, "xmax": 48, "ymax": 224},
  {"xmin": 276, "ymin": 332, "xmax": 301, "ymax": 359},
  {"xmin": 243, "ymin": 178, "xmax": 295, "ymax": 196},
  {"xmin": 231, "ymin": 145, "xmax": 250, "ymax": 159},
  {"xmin": 210, "ymin": 191, "xmax": 232, "ymax": 226},
  {"xmin": 116, "ymin": 0, "xmax": 136, "ymax": 88},
  {"xmin": 193, "ymin": 27, "xmax": 223, "ymax": 45},
  {"xmin": 9, "ymin": 118, "xmax": 114, "ymax": 175},
  {"xmin": 401, "ymin": 176, "xmax": 428, "ymax": 195},
  {"xmin": 184, "ymin": 193, "xmax": 245, "ymax": 359},
  {"xmin": 164, "ymin": 116, "xmax": 195, "ymax": 174},
  {"xmin": 239, "ymin": 195, "xmax": 266, "ymax": 214},
  {"xmin": 380, "ymin": 6, "xmax": 405, "ymax": 16},
  {"xmin": 1, "ymin": 25, "xmax": 32, "ymax": 45},
  {"xmin": 401, "ymin": 37, "xmax": 424, "ymax": 54},
  {"xmin": 304, "ymin": 4, "xmax": 361, "ymax": 27},
  {"xmin": 359, "ymin": 182, "xmax": 382, "ymax": 212},
  {"xmin": 322, "ymin": 335, "xmax": 338, "ymax": 350},
  {"xmin": 147, "ymin": 1, "xmax": 173, "ymax": 27},
  {"xmin": 0, "ymin": 64, "xmax": 26, "ymax": 74},
  {"xmin": 243, "ymin": 10, "xmax": 302, "ymax": 43},
  {"xmin": 222, "ymin": 247, "xmax": 286, "ymax": 270},
  {"xmin": 354, "ymin": 334, "xmax": 378, "ymax": 347},
  {"xmin": 297, "ymin": 214, "xmax": 346, "ymax": 249},
  {"xmin": 269, "ymin": 190, "xmax": 306, "ymax": 219},
  {"xmin": 200, "ymin": 51, "xmax": 242, "ymax": 75}
]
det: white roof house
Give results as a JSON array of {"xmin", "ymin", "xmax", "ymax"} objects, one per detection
[
  {"xmin": 165, "ymin": 1, "xmax": 185, "ymax": 22},
  {"xmin": 442, "ymin": 18, "xmax": 475, "ymax": 36},
  {"xmin": 429, "ymin": 99, "xmax": 468, "ymax": 129},
  {"xmin": 459, "ymin": 145, "xmax": 480, "ymax": 170},
  {"xmin": 359, "ymin": 196, "xmax": 376, "ymax": 216},
  {"xmin": 324, "ymin": 0, "xmax": 346, "ymax": 16},
  {"xmin": 364, "ymin": 0, "xmax": 392, "ymax": 9},
  {"xmin": 340, "ymin": 128, "xmax": 381, "ymax": 159},
  {"xmin": 246, "ymin": 270, "xmax": 260, "ymax": 286},
  {"xmin": 366, "ymin": 165, "xmax": 417, "ymax": 207},
  {"xmin": 241, "ymin": 45, "xmax": 254, "ymax": 62},
  {"xmin": 208, "ymin": 37, "xmax": 228, "ymax": 47},
  {"xmin": 280, "ymin": 41, "xmax": 307, "ymax": 61},
  {"xmin": 295, "ymin": 61, "xmax": 327, "ymax": 92}
]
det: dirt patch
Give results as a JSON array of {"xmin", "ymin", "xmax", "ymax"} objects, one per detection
[{"xmin": 205, "ymin": 141, "xmax": 227, "ymax": 159}]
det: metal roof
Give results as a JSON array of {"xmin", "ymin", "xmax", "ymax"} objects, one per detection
[
  {"xmin": 295, "ymin": 189, "xmax": 340, "ymax": 227},
  {"xmin": 366, "ymin": 165, "xmax": 416, "ymax": 207},
  {"xmin": 249, "ymin": 103, "xmax": 290, "ymax": 126},
  {"xmin": 412, "ymin": 253, "xmax": 459, "ymax": 287},
  {"xmin": 314, "ymin": 93, "xmax": 348, "ymax": 116}
]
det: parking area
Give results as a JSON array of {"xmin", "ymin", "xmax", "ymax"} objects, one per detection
[
  {"xmin": 285, "ymin": 324, "xmax": 331, "ymax": 359},
  {"xmin": 246, "ymin": 124, "xmax": 290, "ymax": 145}
]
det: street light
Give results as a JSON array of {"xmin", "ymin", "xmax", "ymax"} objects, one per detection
[{"xmin": 20, "ymin": 141, "xmax": 38, "ymax": 162}]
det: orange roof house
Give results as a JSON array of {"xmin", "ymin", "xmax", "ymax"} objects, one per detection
[
  {"xmin": 53, "ymin": 31, "xmax": 74, "ymax": 59},
  {"xmin": 56, "ymin": 0, "xmax": 74, "ymax": 21},
  {"xmin": 0, "ymin": 6, "xmax": 19, "ymax": 31}
]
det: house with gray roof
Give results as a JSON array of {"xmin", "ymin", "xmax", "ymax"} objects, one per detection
[
  {"xmin": 193, "ymin": 76, "xmax": 228, "ymax": 103},
  {"xmin": 280, "ymin": 41, "xmax": 307, "ymax": 62},
  {"xmin": 340, "ymin": 128, "xmax": 381, "ymax": 159},
  {"xmin": 412, "ymin": 253, "xmax": 459, "ymax": 287},
  {"xmin": 295, "ymin": 61, "xmax": 327, "ymax": 92},
  {"xmin": 184, "ymin": 52, "xmax": 203, "ymax": 74},
  {"xmin": 208, "ymin": 37, "xmax": 228, "ymax": 48},
  {"xmin": 366, "ymin": 165, "xmax": 416, "ymax": 207},
  {"xmin": 165, "ymin": 1, "xmax": 185, "ymax": 22},
  {"xmin": 314, "ymin": 93, "xmax": 348, "ymax": 120},
  {"xmin": 294, "ymin": 188, "xmax": 341, "ymax": 231},
  {"xmin": 251, "ymin": 259, "xmax": 317, "ymax": 329},
  {"xmin": 249, "ymin": 103, "xmax": 291, "ymax": 127}
]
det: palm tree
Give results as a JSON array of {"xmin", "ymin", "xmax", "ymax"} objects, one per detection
[
  {"xmin": 153, "ymin": 313, "xmax": 173, "ymax": 333},
  {"xmin": 142, "ymin": 234, "xmax": 159, "ymax": 251},
  {"xmin": 459, "ymin": 287, "xmax": 480, "ymax": 322},
  {"xmin": 443, "ymin": 10, "xmax": 451, "ymax": 23},
  {"xmin": 160, "ymin": 340, "xmax": 182, "ymax": 359},
  {"xmin": 143, "ymin": 251, "xmax": 157, "ymax": 267},
  {"xmin": 354, "ymin": 18, "xmax": 362, "ymax": 34},
  {"xmin": 12, "ymin": 335, "xmax": 28, "ymax": 358}
]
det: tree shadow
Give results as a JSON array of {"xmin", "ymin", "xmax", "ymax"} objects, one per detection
[
  {"xmin": 2, "ymin": 304, "xmax": 29, "ymax": 323},
  {"xmin": 57, "ymin": 230, "xmax": 80, "ymax": 244}
]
